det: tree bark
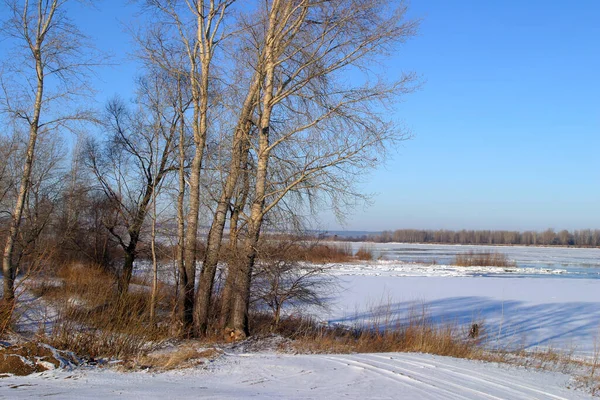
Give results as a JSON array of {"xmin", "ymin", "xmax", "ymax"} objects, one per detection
[
  {"xmin": 118, "ymin": 243, "xmax": 137, "ymax": 295},
  {"xmin": 193, "ymin": 76, "xmax": 259, "ymax": 336},
  {"xmin": 226, "ymin": 0, "xmax": 280, "ymax": 337},
  {"xmin": 2, "ymin": 42, "xmax": 45, "ymax": 301},
  {"xmin": 175, "ymin": 97, "xmax": 187, "ymax": 332}
]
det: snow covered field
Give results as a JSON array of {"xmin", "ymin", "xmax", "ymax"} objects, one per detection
[
  {"xmin": 325, "ymin": 275, "xmax": 600, "ymax": 355},
  {"xmin": 315, "ymin": 243, "xmax": 600, "ymax": 355},
  {"xmin": 2, "ymin": 243, "xmax": 599, "ymax": 398},
  {"xmin": 0, "ymin": 352, "xmax": 591, "ymax": 399}
]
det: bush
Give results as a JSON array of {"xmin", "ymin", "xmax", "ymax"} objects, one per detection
[
  {"xmin": 31, "ymin": 262, "xmax": 172, "ymax": 359},
  {"xmin": 256, "ymin": 241, "xmax": 353, "ymax": 263},
  {"xmin": 453, "ymin": 251, "xmax": 516, "ymax": 267},
  {"xmin": 355, "ymin": 245, "xmax": 374, "ymax": 260}
]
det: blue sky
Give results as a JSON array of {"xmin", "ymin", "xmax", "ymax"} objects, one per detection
[
  {"xmin": 333, "ymin": 0, "xmax": 600, "ymax": 231},
  {"xmin": 8, "ymin": 0, "xmax": 598, "ymax": 232}
]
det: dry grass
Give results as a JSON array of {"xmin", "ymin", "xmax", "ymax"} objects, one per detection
[
  {"xmin": 355, "ymin": 245, "xmax": 374, "ymax": 261},
  {"xmin": 300, "ymin": 243, "xmax": 354, "ymax": 263},
  {"xmin": 454, "ymin": 251, "xmax": 516, "ymax": 267},
  {"xmin": 574, "ymin": 338, "xmax": 600, "ymax": 395},
  {"xmin": 134, "ymin": 346, "xmax": 222, "ymax": 371},
  {"xmin": 32, "ymin": 262, "xmax": 172, "ymax": 359},
  {"xmin": 256, "ymin": 241, "xmax": 354, "ymax": 263},
  {"xmin": 259, "ymin": 305, "xmax": 486, "ymax": 359}
]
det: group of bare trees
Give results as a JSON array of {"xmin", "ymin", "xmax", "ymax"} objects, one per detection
[
  {"xmin": 0, "ymin": 0, "xmax": 417, "ymax": 339},
  {"xmin": 366, "ymin": 228, "xmax": 600, "ymax": 247}
]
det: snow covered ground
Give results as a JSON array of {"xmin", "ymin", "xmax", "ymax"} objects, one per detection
[
  {"xmin": 3, "ymin": 244, "xmax": 599, "ymax": 398},
  {"xmin": 307, "ymin": 243, "xmax": 600, "ymax": 356},
  {"xmin": 0, "ymin": 352, "xmax": 591, "ymax": 399},
  {"xmin": 324, "ymin": 275, "xmax": 600, "ymax": 356}
]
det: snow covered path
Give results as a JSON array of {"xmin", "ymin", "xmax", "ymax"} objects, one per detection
[{"xmin": 0, "ymin": 352, "xmax": 590, "ymax": 399}]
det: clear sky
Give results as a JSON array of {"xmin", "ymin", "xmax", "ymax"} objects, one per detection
[
  {"xmin": 7, "ymin": 0, "xmax": 598, "ymax": 232},
  {"xmin": 333, "ymin": 0, "xmax": 600, "ymax": 232}
]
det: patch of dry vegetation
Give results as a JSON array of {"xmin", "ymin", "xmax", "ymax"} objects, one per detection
[
  {"xmin": 246, "ymin": 304, "xmax": 486, "ymax": 360},
  {"xmin": 289, "ymin": 315, "xmax": 483, "ymax": 359},
  {"xmin": 134, "ymin": 346, "xmax": 222, "ymax": 371},
  {"xmin": 256, "ymin": 241, "xmax": 379, "ymax": 263},
  {"xmin": 32, "ymin": 263, "xmax": 173, "ymax": 360},
  {"xmin": 454, "ymin": 251, "xmax": 516, "ymax": 267},
  {"xmin": 355, "ymin": 245, "xmax": 374, "ymax": 261}
]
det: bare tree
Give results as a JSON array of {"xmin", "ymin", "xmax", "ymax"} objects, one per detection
[
  {"xmin": 224, "ymin": 0, "xmax": 418, "ymax": 338},
  {"xmin": 193, "ymin": 63, "xmax": 260, "ymax": 335},
  {"xmin": 0, "ymin": 0, "xmax": 97, "ymax": 302},
  {"xmin": 86, "ymin": 70, "xmax": 183, "ymax": 295},
  {"xmin": 142, "ymin": 0, "xmax": 234, "ymax": 335},
  {"xmin": 251, "ymin": 239, "xmax": 334, "ymax": 329}
]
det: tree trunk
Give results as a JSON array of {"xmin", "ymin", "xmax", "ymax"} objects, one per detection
[
  {"xmin": 194, "ymin": 79, "xmax": 257, "ymax": 336},
  {"xmin": 182, "ymin": 138, "xmax": 205, "ymax": 336},
  {"xmin": 2, "ymin": 44, "xmax": 44, "ymax": 302},
  {"xmin": 228, "ymin": 212, "xmax": 263, "ymax": 338},
  {"xmin": 149, "ymin": 187, "xmax": 159, "ymax": 322},
  {"xmin": 218, "ymin": 154, "xmax": 251, "ymax": 330},
  {"xmin": 227, "ymin": 122, "xmax": 272, "ymax": 338},
  {"xmin": 175, "ymin": 103, "xmax": 187, "ymax": 333},
  {"xmin": 272, "ymin": 302, "xmax": 282, "ymax": 330},
  {"xmin": 118, "ymin": 244, "xmax": 137, "ymax": 295}
]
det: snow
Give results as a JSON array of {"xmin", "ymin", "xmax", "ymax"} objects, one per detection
[
  {"xmin": 0, "ymin": 352, "xmax": 591, "ymax": 399},
  {"xmin": 343, "ymin": 242, "xmax": 600, "ymax": 278},
  {"xmin": 3, "ymin": 244, "xmax": 599, "ymax": 398},
  {"xmin": 324, "ymin": 275, "xmax": 600, "ymax": 356},
  {"xmin": 324, "ymin": 259, "xmax": 569, "ymax": 278},
  {"xmin": 306, "ymin": 243, "xmax": 600, "ymax": 356}
]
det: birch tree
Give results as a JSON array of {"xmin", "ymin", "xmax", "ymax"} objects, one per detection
[
  {"xmin": 223, "ymin": 0, "xmax": 419, "ymax": 338},
  {"xmin": 143, "ymin": 0, "xmax": 234, "ymax": 335},
  {"xmin": 0, "ymin": 0, "xmax": 97, "ymax": 302}
]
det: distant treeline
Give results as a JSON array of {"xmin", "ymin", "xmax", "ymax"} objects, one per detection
[{"xmin": 331, "ymin": 229, "xmax": 600, "ymax": 247}]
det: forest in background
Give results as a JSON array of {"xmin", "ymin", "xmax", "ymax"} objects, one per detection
[{"xmin": 329, "ymin": 228, "xmax": 600, "ymax": 247}]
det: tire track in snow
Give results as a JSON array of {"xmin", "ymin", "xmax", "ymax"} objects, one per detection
[
  {"xmin": 354, "ymin": 354, "xmax": 541, "ymax": 400},
  {"xmin": 327, "ymin": 354, "xmax": 573, "ymax": 400},
  {"xmin": 323, "ymin": 356, "xmax": 479, "ymax": 400},
  {"xmin": 395, "ymin": 353, "xmax": 573, "ymax": 400}
]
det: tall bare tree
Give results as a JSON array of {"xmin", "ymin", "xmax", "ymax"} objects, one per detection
[
  {"xmin": 0, "ymin": 0, "xmax": 96, "ymax": 302},
  {"xmin": 86, "ymin": 71, "xmax": 183, "ymax": 295},
  {"xmin": 223, "ymin": 0, "xmax": 419, "ymax": 338},
  {"xmin": 143, "ymin": 0, "xmax": 234, "ymax": 335}
]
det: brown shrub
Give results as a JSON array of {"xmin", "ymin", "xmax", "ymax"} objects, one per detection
[
  {"xmin": 42, "ymin": 290, "xmax": 171, "ymax": 359},
  {"xmin": 247, "ymin": 304, "xmax": 484, "ymax": 360},
  {"xmin": 304, "ymin": 243, "xmax": 354, "ymax": 263},
  {"xmin": 254, "ymin": 241, "xmax": 354, "ymax": 263},
  {"xmin": 291, "ymin": 318, "xmax": 481, "ymax": 358},
  {"xmin": 355, "ymin": 245, "xmax": 374, "ymax": 261},
  {"xmin": 454, "ymin": 251, "xmax": 516, "ymax": 267},
  {"xmin": 30, "ymin": 262, "xmax": 173, "ymax": 360}
]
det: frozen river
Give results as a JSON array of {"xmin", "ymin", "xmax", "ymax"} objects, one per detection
[
  {"xmin": 344, "ymin": 242, "xmax": 600, "ymax": 279},
  {"xmin": 316, "ymin": 243, "xmax": 600, "ymax": 354}
]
